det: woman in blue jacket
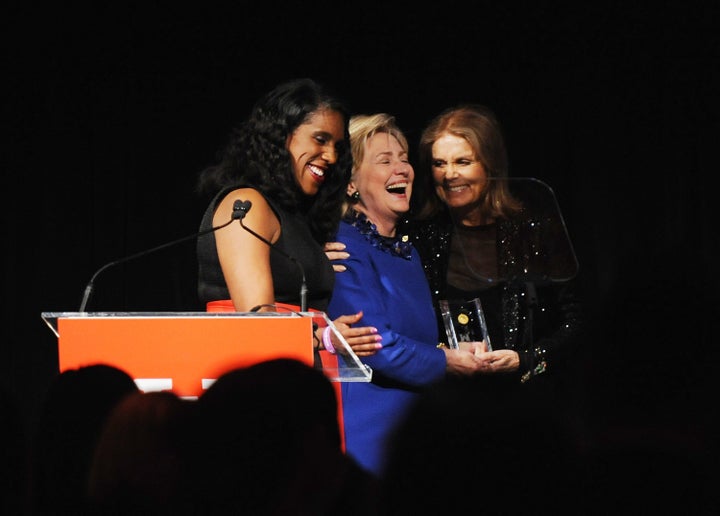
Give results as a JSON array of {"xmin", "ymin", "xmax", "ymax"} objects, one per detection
[{"xmin": 327, "ymin": 114, "xmax": 488, "ymax": 478}]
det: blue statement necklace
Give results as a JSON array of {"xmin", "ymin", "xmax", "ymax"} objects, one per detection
[{"xmin": 343, "ymin": 208, "xmax": 414, "ymax": 260}]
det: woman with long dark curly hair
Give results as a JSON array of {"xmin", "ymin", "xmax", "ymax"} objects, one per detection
[{"xmin": 196, "ymin": 78, "xmax": 382, "ymax": 356}]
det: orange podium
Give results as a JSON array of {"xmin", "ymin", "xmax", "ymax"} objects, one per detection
[{"xmin": 41, "ymin": 311, "xmax": 372, "ymax": 398}]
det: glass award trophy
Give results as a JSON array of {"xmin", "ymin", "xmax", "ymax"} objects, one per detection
[{"xmin": 439, "ymin": 298, "xmax": 492, "ymax": 351}]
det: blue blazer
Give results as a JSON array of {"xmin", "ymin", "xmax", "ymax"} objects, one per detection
[{"xmin": 327, "ymin": 219, "xmax": 447, "ymax": 477}]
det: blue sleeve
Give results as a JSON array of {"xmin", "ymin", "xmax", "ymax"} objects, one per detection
[{"xmin": 327, "ymin": 235, "xmax": 447, "ymax": 388}]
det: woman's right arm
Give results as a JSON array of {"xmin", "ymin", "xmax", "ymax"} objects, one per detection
[{"xmin": 213, "ymin": 188, "xmax": 279, "ymax": 312}]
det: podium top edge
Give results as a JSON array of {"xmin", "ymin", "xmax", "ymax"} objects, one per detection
[{"xmin": 41, "ymin": 311, "xmax": 324, "ymax": 319}]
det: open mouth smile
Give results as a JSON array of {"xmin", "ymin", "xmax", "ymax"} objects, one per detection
[
  {"xmin": 308, "ymin": 164, "xmax": 326, "ymax": 184},
  {"xmin": 386, "ymin": 181, "xmax": 408, "ymax": 195},
  {"xmin": 444, "ymin": 183, "xmax": 469, "ymax": 193}
]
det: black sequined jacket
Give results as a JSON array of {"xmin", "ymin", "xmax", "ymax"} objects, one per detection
[{"xmin": 400, "ymin": 208, "xmax": 584, "ymax": 383}]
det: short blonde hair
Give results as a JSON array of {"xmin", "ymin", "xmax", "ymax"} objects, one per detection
[{"xmin": 349, "ymin": 113, "xmax": 409, "ymax": 179}]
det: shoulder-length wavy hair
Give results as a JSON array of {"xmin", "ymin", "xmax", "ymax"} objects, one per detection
[
  {"xmin": 196, "ymin": 78, "xmax": 352, "ymax": 242},
  {"xmin": 415, "ymin": 104, "xmax": 521, "ymax": 220}
]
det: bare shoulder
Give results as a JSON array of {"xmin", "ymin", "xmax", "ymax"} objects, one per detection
[
  {"xmin": 214, "ymin": 188, "xmax": 273, "ymax": 221},
  {"xmin": 214, "ymin": 187, "xmax": 280, "ymax": 241}
]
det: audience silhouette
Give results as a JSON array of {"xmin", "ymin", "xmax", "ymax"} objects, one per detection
[
  {"xmin": 28, "ymin": 364, "xmax": 139, "ymax": 515},
  {"xmin": 378, "ymin": 375, "xmax": 582, "ymax": 515},
  {"xmin": 186, "ymin": 358, "xmax": 379, "ymax": 515},
  {"xmin": 86, "ymin": 390, "xmax": 196, "ymax": 515},
  {"xmin": 377, "ymin": 371, "xmax": 717, "ymax": 515},
  {"xmin": 16, "ymin": 354, "xmax": 716, "ymax": 515}
]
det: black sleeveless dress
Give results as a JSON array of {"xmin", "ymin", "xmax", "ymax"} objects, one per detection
[{"xmin": 197, "ymin": 186, "xmax": 335, "ymax": 311}]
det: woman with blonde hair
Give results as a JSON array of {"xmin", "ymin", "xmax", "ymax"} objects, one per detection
[{"xmin": 327, "ymin": 113, "xmax": 489, "ymax": 478}]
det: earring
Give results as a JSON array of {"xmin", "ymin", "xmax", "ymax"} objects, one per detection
[{"xmin": 350, "ymin": 191, "xmax": 360, "ymax": 201}]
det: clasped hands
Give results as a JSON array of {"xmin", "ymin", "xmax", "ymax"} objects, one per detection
[{"xmin": 447, "ymin": 341, "xmax": 520, "ymax": 375}]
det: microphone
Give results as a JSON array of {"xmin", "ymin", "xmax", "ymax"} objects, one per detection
[
  {"xmin": 233, "ymin": 199, "xmax": 308, "ymax": 312},
  {"xmin": 232, "ymin": 199, "xmax": 252, "ymax": 220},
  {"xmin": 78, "ymin": 214, "xmax": 238, "ymax": 312}
]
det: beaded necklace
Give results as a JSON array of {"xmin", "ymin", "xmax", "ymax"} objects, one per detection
[{"xmin": 343, "ymin": 208, "xmax": 413, "ymax": 260}]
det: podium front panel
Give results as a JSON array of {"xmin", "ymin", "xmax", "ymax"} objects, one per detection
[{"xmin": 54, "ymin": 314, "xmax": 313, "ymax": 398}]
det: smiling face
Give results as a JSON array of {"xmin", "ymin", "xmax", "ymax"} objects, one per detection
[
  {"xmin": 431, "ymin": 132, "xmax": 488, "ymax": 223},
  {"xmin": 348, "ymin": 132, "xmax": 413, "ymax": 236},
  {"xmin": 286, "ymin": 108, "xmax": 346, "ymax": 196}
]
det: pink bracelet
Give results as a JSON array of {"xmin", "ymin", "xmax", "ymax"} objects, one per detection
[{"xmin": 322, "ymin": 326, "xmax": 336, "ymax": 354}]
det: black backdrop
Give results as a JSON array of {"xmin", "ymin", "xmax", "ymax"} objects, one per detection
[{"xmin": 4, "ymin": 4, "xmax": 718, "ymax": 437}]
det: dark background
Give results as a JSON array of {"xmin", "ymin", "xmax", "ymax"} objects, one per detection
[{"xmin": 4, "ymin": 3, "xmax": 718, "ymax": 442}]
